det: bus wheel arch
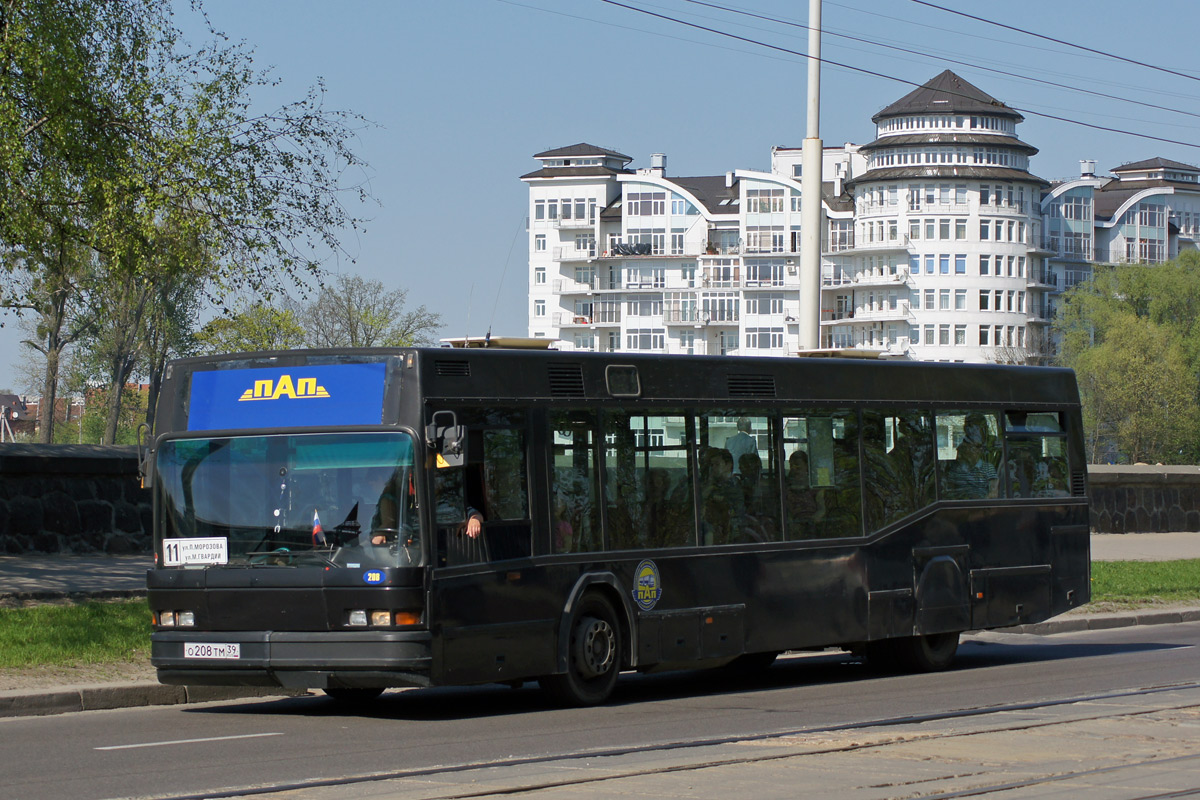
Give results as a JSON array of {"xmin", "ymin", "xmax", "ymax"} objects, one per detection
[{"xmin": 541, "ymin": 574, "xmax": 634, "ymax": 706}]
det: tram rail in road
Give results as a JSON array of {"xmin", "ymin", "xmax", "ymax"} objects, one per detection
[{"xmin": 109, "ymin": 677, "xmax": 1200, "ymax": 800}]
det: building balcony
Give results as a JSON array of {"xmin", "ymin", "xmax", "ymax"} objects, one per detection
[
  {"xmin": 820, "ymin": 302, "xmax": 912, "ymax": 325},
  {"xmin": 553, "ymin": 246, "xmax": 597, "ymax": 262},
  {"xmin": 823, "ymin": 234, "xmax": 912, "ymax": 256},
  {"xmin": 1027, "ymin": 271, "xmax": 1058, "ymax": 289},
  {"xmin": 1028, "ymin": 303, "xmax": 1057, "ymax": 323},
  {"xmin": 822, "ymin": 267, "xmax": 910, "ymax": 288},
  {"xmin": 552, "ymin": 217, "xmax": 596, "ymax": 229},
  {"xmin": 553, "ymin": 278, "xmax": 597, "ymax": 294}
]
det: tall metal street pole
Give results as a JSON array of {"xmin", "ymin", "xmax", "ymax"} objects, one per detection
[{"xmin": 798, "ymin": 0, "xmax": 824, "ymax": 351}]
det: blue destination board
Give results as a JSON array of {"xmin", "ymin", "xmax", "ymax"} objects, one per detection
[{"xmin": 187, "ymin": 362, "xmax": 388, "ymax": 431}]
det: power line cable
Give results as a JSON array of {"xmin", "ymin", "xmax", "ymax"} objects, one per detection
[
  {"xmin": 596, "ymin": 0, "xmax": 1200, "ymax": 150},
  {"xmin": 681, "ymin": 0, "xmax": 1200, "ymax": 122},
  {"xmin": 911, "ymin": 0, "xmax": 1200, "ymax": 83}
]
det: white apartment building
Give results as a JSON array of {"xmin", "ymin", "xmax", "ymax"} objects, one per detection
[
  {"xmin": 828, "ymin": 70, "xmax": 1051, "ymax": 362},
  {"xmin": 522, "ymin": 142, "xmax": 856, "ymax": 356},
  {"xmin": 1043, "ymin": 157, "xmax": 1200, "ymax": 293},
  {"xmin": 524, "ymin": 70, "xmax": 1192, "ymax": 362}
]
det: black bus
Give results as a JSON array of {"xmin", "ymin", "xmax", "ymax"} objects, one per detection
[{"xmin": 145, "ymin": 347, "xmax": 1090, "ymax": 705}]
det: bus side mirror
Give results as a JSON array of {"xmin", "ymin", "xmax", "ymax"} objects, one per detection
[
  {"xmin": 137, "ymin": 423, "xmax": 154, "ymax": 489},
  {"xmin": 426, "ymin": 411, "xmax": 466, "ymax": 468}
]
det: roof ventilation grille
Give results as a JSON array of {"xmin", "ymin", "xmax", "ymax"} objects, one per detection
[
  {"xmin": 548, "ymin": 363, "xmax": 586, "ymax": 397},
  {"xmin": 435, "ymin": 360, "xmax": 471, "ymax": 377},
  {"xmin": 728, "ymin": 374, "xmax": 776, "ymax": 398},
  {"xmin": 1070, "ymin": 470, "xmax": 1087, "ymax": 497}
]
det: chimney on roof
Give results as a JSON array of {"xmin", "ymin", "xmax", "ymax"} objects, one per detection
[
  {"xmin": 726, "ymin": 171, "xmax": 735, "ymax": 188},
  {"xmin": 1080, "ymin": 159, "xmax": 1096, "ymax": 178},
  {"xmin": 649, "ymin": 153, "xmax": 666, "ymax": 177}
]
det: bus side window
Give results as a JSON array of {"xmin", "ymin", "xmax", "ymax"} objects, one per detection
[
  {"xmin": 550, "ymin": 411, "xmax": 601, "ymax": 554},
  {"xmin": 1004, "ymin": 411, "xmax": 1069, "ymax": 498},
  {"xmin": 602, "ymin": 411, "xmax": 694, "ymax": 550},
  {"xmin": 698, "ymin": 412, "xmax": 781, "ymax": 545},
  {"xmin": 783, "ymin": 411, "xmax": 862, "ymax": 539},
  {"xmin": 479, "ymin": 428, "xmax": 532, "ymax": 560},
  {"xmin": 936, "ymin": 411, "xmax": 1002, "ymax": 500},
  {"xmin": 863, "ymin": 409, "xmax": 935, "ymax": 531}
]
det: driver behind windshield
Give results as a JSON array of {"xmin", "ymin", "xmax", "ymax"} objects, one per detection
[{"xmin": 370, "ymin": 467, "xmax": 411, "ymax": 545}]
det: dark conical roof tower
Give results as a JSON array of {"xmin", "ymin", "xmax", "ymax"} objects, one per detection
[{"xmin": 872, "ymin": 70, "xmax": 1023, "ymax": 123}]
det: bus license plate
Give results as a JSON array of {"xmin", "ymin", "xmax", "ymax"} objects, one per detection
[{"xmin": 184, "ymin": 642, "xmax": 240, "ymax": 660}]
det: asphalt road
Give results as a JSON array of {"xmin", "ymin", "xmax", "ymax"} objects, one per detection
[{"xmin": 2, "ymin": 621, "xmax": 1198, "ymax": 800}]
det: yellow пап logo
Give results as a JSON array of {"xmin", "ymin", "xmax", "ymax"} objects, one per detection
[{"xmin": 237, "ymin": 374, "xmax": 330, "ymax": 402}]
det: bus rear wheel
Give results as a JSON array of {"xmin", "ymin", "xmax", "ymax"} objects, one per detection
[
  {"xmin": 540, "ymin": 593, "xmax": 622, "ymax": 706},
  {"xmin": 869, "ymin": 632, "xmax": 959, "ymax": 672}
]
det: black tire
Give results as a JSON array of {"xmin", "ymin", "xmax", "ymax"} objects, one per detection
[
  {"xmin": 540, "ymin": 593, "xmax": 622, "ymax": 706},
  {"xmin": 324, "ymin": 687, "xmax": 384, "ymax": 704},
  {"xmin": 866, "ymin": 632, "xmax": 959, "ymax": 672}
]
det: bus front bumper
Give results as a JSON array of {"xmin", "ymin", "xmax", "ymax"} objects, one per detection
[{"xmin": 151, "ymin": 630, "xmax": 433, "ymax": 690}]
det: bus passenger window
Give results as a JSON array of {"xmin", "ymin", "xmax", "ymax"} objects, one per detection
[
  {"xmin": 782, "ymin": 412, "xmax": 862, "ymax": 539},
  {"xmin": 936, "ymin": 411, "xmax": 1002, "ymax": 500},
  {"xmin": 1004, "ymin": 411, "xmax": 1069, "ymax": 498},
  {"xmin": 602, "ymin": 411, "xmax": 694, "ymax": 550},
  {"xmin": 863, "ymin": 410, "xmax": 935, "ymax": 531},
  {"xmin": 550, "ymin": 411, "xmax": 601, "ymax": 553},
  {"xmin": 698, "ymin": 413, "xmax": 781, "ymax": 544}
]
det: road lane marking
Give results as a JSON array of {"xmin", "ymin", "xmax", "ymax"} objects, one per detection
[{"xmin": 95, "ymin": 732, "xmax": 284, "ymax": 751}]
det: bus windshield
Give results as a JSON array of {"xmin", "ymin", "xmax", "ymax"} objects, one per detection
[{"xmin": 155, "ymin": 432, "xmax": 421, "ymax": 568}]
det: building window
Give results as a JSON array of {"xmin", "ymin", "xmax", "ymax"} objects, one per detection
[
  {"xmin": 925, "ymin": 324, "xmax": 935, "ymax": 344},
  {"xmin": 910, "ymin": 324, "xmax": 920, "ymax": 345},
  {"xmin": 627, "ymin": 192, "xmax": 666, "ymax": 216},
  {"xmin": 939, "ymin": 219, "xmax": 951, "ymax": 240},
  {"xmin": 535, "ymin": 200, "xmax": 545, "ymax": 220},
  {"xmin": 535, "ymin": 267, "xmax": 546, "ymax": 285},
  {"xmin": 535, "ymin": 299, "xmax": 546, "ymax": 317},
  {"xmin": 980, "ymin": 221, "xmax": 990, "ymax": 240},
  {"xmin": 955, "ymin": 289, "xmax": 966, "ymax": 310},
  {"xmin": 939, "ymin": 289, "xmax": 950, "ymax": 310},
  {"xmin": 925, "ymin": 289, "xmax": 935, "ymax": 309},
  {"xmin": 746, "ymin": 327, "xmax": 784, "ymax": 349},
  {"xmin": 939, "ymin": 325, "xmax": 950, "ymax": 346},
  {"xmin": 535, "ymin": 234, "xmax": 546, "ymax": 252},
  {"xmin": 980, "ymin": 291, "xmax": 989, "ymax": 311},
  {"xmin": 925, "ymin": 255, "xmax": 935, "ymax": 274},
  {"xmin": 910, "ymin": 254, "xmax": 920, "ymax": 275},
  {"xmin": 980, "ymin": 255, "xmax": 990, "ymax": 275},
  {"xmin": 979, "ymin": 326, "xmax": 989, "ymax": 346},
  {"xmin": 955, "ymin": 254, "xmax": 966, "ymax": 274},
  {"xmin": 626, "ymin": 328, "xmax": 665, "ymax": 350},
  {"xmin": 939, "ymin": 255, "xmax": 950, "ymax": 274},
  {"xmin": 955, "ymin": 324, "xmax": 966, "ymax": 345}
]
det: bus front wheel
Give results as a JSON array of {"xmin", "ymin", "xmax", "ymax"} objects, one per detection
[{"xmin": 541, "ymin": 593, "xmax": 622, "ymax": 706}]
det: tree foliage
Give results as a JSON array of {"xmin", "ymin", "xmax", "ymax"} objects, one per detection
[
  {"xmin": 1056, "ymin": 253, "xmax": 1200, "ymax": 463},
  {"xmin": 298, "ymin": 274, "xmax": 442, "ymax": 348}
]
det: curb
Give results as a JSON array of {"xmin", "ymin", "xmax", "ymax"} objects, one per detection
[
  {"xmin": 0, "ymin": 684, "xmax": 307, "ymax": 718},
  {"xmin": 1002, "ymin": 607, "xmax": 1200, "ymax": 635}
]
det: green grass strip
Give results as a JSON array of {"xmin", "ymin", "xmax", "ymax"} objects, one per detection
[
  {"xmin": 0, "ymin": 600, "xmax": 150, "ymax": 669},
  {"xmin": 1091, "ymin": 559, "xmax": 1200, "ymax": 606}
]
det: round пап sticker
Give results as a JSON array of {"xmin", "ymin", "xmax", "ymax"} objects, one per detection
[{"xmin": 633, "ymin": 559, "xmax": 662, "ymax": 611}]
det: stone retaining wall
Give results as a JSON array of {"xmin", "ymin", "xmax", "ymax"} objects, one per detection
[
  {"xmin": 0, "ymin": 445, "xmax": 1196, "ymax": 553},
  {"xmin": 1088, "ymin": 464, "xmax": 1200, "ymax": 534},
  {"xmin": 0, "ymin": 444, "xmax": 150, "ymax": 554}
]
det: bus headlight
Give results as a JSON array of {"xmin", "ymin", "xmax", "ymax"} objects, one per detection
[
  {"xmin": 177, "ymin": 611, "xmax": 196, "ymax": 627},
  {"xmin": 347, "ymin": 610, "xmax": 368, "ymax": 627},
  {"xmin": 370, "ymin": 610, "xmax": 391, "ymax": 627},
  {"xmin": 159, "ymin": 611, "xmax": 175, "ymax": 627}
]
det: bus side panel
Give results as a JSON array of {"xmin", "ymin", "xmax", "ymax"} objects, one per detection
[{"xmin": 430, "ymin": 565, "xmax": 559, "ymax": 685}]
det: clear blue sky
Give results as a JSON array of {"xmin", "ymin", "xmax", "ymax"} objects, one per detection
[{"xmin": 4, "ymin": 0, "xmax": 1199, "ymax": 393}]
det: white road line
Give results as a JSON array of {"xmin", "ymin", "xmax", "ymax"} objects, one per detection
[{"xmin": 95, "ymin": 732, "xmax": 284, "ymax": 751}]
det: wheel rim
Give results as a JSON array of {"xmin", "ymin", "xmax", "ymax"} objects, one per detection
[{"xmin": 575, "ymin": 616, "xmax": 615, "ymax": 679}]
